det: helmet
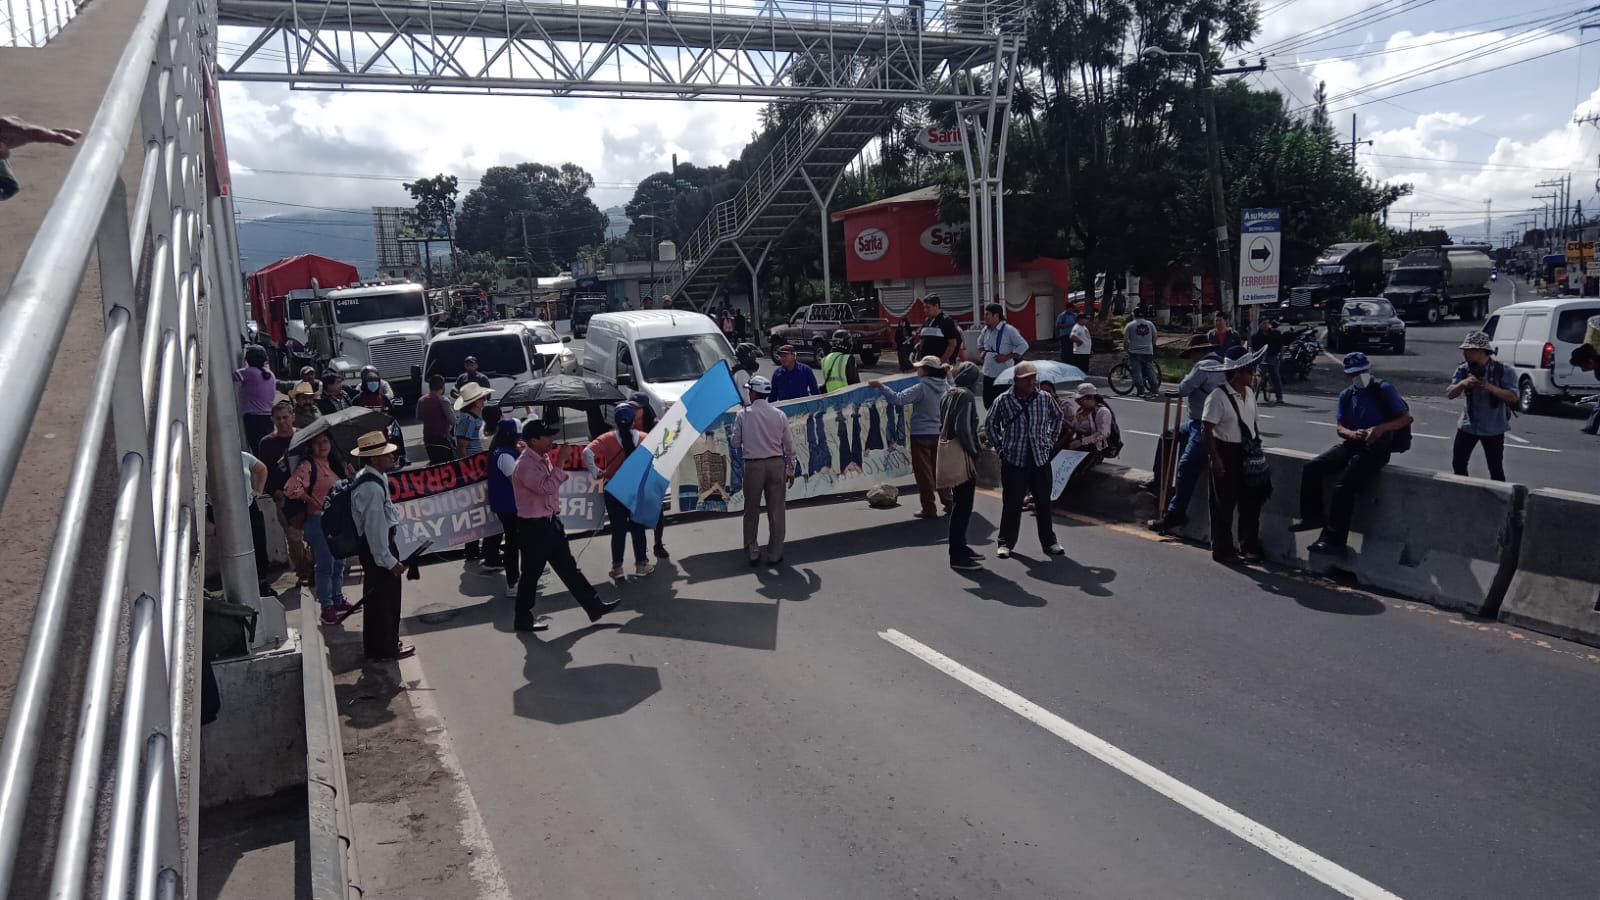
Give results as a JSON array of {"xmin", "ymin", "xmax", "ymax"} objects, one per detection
[
  {"xmin": 830, "ymin": 329, "xmax": 854, "ymax": 352},
  {"xmin": 747, "ymin": 375, "xmax": 773, "ymax": 395},
  {"xmin": 734, "ymin": 342, "xmax": 760, "ymax": 370},
  {"xmin": 243, "ymin": 344, "xmax": 268, "ymax": 368}
]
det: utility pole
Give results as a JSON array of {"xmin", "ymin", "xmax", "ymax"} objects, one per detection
[
  {"xmin": 1484, "ymin": 199, "xmax": 1492, "ymax": 247},
  {"xmin": 1406, "ymin": 211, "xmax": 1429, "ymax": 232},
  {"xmin": 1196, "ymin": 19, "xmax": 1234, "ymax": 317},
  {"xmin": 1345, "ymin": 113, "xmax": 1373, "ymax": 166}
]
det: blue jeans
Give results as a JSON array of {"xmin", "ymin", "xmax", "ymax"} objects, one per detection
[
  {"xmin": 1149, "ymin": 420, "xmax": 1208, "ymax": 519},
  {"xmin": 1130, "ymin": 353, "xmax": 1159, "ymax": 394},
  {"xmin": 302, "ymin": 515, "xmax": 347, "ymax": 608},
  {"xmin": 1262, "ymin": 357, "xmax": 1284, "ymax": 402},
  {"xmin": 1584, "ymin": 403, "xmax": 1600, "ymax": 434}
]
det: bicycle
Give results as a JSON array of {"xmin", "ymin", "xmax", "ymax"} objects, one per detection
[{"xmin": 1108, "ymin": 354, "xmax": 1162, "ymax": 396}]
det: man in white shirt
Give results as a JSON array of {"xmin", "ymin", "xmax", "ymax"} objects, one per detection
[
  {"xmin": 1069, "ymin": 318, "xmax": 1093, "ymax": 376},
  {"xmin": 349, "ymin": 430, "xmax": 412, "ymax": 660},
  {"xmin": 1200, "ymin": 349, "xmax": 1266, "ymax": 565},
  {"xmin": 978, "ymin": 302, "xmax": 1028, "ymax": 406},
  {"xmin": 731, "ymin": 376, "xmax": 796, "ymax": 566}
]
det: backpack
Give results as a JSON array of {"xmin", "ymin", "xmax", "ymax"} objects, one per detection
[
  {"xmin": 1345, "ymin": 381, "xmax": 1413, "ymax": 453},
  {"xmin": 321, "ymin": 470, "xmax": 385, "ymax": 560},
  {"xmin": 1099, "ymin": 399, "xmax": 1123, "ymax": 459}
]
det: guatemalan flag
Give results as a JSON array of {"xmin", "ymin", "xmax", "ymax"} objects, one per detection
[{"xmin": 606, "ymin": 360, "xmax": 743, "ymax": 528}]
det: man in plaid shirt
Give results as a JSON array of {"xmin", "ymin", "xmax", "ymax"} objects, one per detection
[{"xmin": 983, "ymin": 361, "xmax": 1066, "ymax": 559}]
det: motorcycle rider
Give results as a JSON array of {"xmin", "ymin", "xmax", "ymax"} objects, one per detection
[
  {"xmin": 819, "ymin": 329, "xmax": 861, "ymax": 394},
  {"xmin": 352, "ymin": 366, "xmax": 405, "ymax": 466},
  {"xmin": 733, "ymin": 341, "xmax": 761, "ymax": 405}
]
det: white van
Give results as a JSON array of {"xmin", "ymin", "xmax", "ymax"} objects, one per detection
[
  {"xmin": 1483, "ymin": 297, "xmax": 1600, "ymax": 413},
  {"xmin": 421, "ymin": 320, "xmax": 574, "ymax": 399},
  {"xmin": 582, "ymin": 310, "xmax": 735, "ymax": 413}
]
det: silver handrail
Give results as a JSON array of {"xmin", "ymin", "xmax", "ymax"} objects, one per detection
[{"xmin": 0, "ymin": 0, "xmax": 227, "ymax": 894}]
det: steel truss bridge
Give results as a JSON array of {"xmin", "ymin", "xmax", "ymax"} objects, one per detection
[{"xmin": 215, "ymin": 0, "xmax": 1025, "ymax": 321}]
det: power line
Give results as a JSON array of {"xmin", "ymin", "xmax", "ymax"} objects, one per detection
[
  {"xmin": 1361, "ymin": 152, "xmax": 1599, "ymax": 173},
  {"xmin": 1316, "ymin": 34, "xmax": 1600, "ymax": 113}
]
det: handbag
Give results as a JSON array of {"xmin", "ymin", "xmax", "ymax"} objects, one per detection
[
  {"xmin": 935, "ymin": 437, "xmax": 975, "ymax": 490},
  {"xmin": 1221, "ymin": 390, "xmax": 1272, "ymax": 492},
  {"xmin": 281, "ymin": 458, "xmax": 318, "ymax": 527}
]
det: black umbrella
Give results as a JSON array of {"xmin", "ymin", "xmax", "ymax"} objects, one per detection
[
  {"xmin": 500, "ymin": 374, "xmax": 629, "ymax": 408},
  {"xmin": 284, "ymin": 405, "xmax": 391, "ymax": 467}
]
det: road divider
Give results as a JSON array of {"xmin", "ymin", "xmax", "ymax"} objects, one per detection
[
  {"xmin": 1499, "ymin": 489, "xmax": 1600, "ymax": 648},
  {"xmin": 1062, "ymin": 449, "xmax": 1525, "ymax": 619}
]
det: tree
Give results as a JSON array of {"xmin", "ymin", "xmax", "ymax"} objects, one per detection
[{"xmin": 454, "ymin": 163, "xmax": 608, "ymax": 274}]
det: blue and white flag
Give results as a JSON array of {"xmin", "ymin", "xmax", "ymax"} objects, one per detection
[{"xmin": 606, "ymin": 360, "xmax": 743, "ymax": 528}]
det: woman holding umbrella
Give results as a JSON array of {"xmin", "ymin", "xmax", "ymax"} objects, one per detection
[{"xmin": 285, "ymin": 432, "xmax": 352, "ymax": 625}]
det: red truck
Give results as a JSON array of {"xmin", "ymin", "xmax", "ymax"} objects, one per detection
[{"xmin": 768, "ymin": 303, "xmax": 894, "ymax": 366}]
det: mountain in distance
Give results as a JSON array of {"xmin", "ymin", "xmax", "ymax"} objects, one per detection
[{"xmin": 235, "ymin": 208, "xmax": 378, "ymax": 276}]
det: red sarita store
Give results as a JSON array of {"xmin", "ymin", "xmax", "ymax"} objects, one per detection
[{"xmin": 831, "ymin": 186, "xmax": 1071, "ymax": 344}]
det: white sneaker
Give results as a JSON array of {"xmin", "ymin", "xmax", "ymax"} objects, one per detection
[
  {"xmin": 635, "ymin": 562, "xmax": 655, "ymax": 577},
  {"xmin": 996, "ymin": 546, "xmax": 1012, "ymax": 559},
  {"xmin": 608, "ymin": 565, "xmax": 624, "ymax": 579},
  {"xmin": 1047, "ymin": 544, "xmax": 1066, "ymax": 556}
]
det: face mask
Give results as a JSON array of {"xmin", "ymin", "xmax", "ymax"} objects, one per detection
[
  {"xmin": 1351, "ymin": 373, "xmax": 1372, "ymax": 389},
  {"xmin": 364, "ymin": 380, "xmax": 380, "ymax": 392}
]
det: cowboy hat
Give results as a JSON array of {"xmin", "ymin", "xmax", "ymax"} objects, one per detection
[
  {"xmin": 1198, "ymin": 346, "xmax": 1266, "ymax": 374},
  {"xmin": 290, "ymin": 382, "xmax": 317, "ymax": 397},
  {"xmin": 351, "ymin": 430, "xmax": 398, "ymax": 457},
  {"xmin": 454, "ymin": 382, "xmax": 493, "ymax": 410},
  {"xmin": 1459, "ymin": 330, "xmax": 1494, "ymax": 351}
]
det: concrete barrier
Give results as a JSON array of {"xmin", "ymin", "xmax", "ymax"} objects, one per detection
[
  {"xmin": 1499, "ymin": 488, "xmax": 1600, "ymax": 649},
  {"xmin": 200, "ymin": 637, "xmax": 307, "ymax": 809},
  {"xmin": 1060, "ymin": 449, "xmax": 1524, "ymax": 617}
]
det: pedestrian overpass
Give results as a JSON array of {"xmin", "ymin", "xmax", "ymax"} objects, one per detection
[{"xmin": 0, "ymin": 0, "xmax": 1021, "ymax": 896}]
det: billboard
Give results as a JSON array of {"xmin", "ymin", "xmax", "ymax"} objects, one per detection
[{"xmin": 1238, "ymin": 207, "xmax": 1282, "ymax": 307}]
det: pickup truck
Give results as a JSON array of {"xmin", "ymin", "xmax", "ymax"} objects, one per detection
[{"xmin": 768, "ymin": 303, "xmax": 893, "ymax": 366}]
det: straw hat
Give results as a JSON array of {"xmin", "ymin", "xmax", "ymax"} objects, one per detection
[
  {"xmin": 290, "ymin": 382, "xmax": 317, "ymax": 397},
  {"xmin": 454, "ymin": 382, "xmax": 493, "ymax": 410},
  {"xmin": 351, "ymin": 430, "xmax": 398, "ymax": 457}
]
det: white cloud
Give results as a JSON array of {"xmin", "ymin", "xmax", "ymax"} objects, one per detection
[{"xmin": 1302, "ymin": 27, "xmax": 1573, "ymax": 112}]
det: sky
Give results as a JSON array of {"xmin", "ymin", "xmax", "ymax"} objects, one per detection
[{"xmin": 217, "ymin": 0, "xmax": 1600, "ymax": 251}]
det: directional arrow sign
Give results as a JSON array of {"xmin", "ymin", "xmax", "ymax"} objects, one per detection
[{"xmin": 1238, "ymin": 208, "xmax": 1281, "ymax": 306}]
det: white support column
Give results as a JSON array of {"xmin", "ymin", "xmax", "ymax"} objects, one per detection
[
  {"xmin": 734, "ymin": 241, "xmax": 775, "ymax": 348},
  {"xmin": 799, "ymin": 168, "xmax": 843, "ymax": 305}
]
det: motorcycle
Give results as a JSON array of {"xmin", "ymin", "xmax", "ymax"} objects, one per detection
[{"xmin": 1284, "ymin": 327, "xmax": 1321, "ymax": 381}]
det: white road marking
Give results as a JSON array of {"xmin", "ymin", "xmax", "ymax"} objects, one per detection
[
  {"xmin": 1505, "ymin": 443, "xmax": 1560, "ymax": 453},
  {"xmin": 1505, "ymin": 433, "xmax": 1530, "ymax": 444},
  {"xmin": 1125, "ymin": 429, "xmax": 1164, "ymax": 438},
  {"xmin": 879, "ymin": 629, "xmax": 1404, "ymax": 900}
]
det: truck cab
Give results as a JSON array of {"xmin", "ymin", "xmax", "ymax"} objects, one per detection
[{"xmin": 288, "ymin": 281, "xmax": 431, "ymax": 405}]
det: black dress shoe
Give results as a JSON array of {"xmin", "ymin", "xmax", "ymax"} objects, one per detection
[
  {"xmin": 587, "ymin": 597, "xmax": 622, "ymax": 622},
  {"xmin": 1308, "ymin": 539, "xmax": 1346, "ymax": 555},
  {"xmin": 654, "ymin": 544, "xmax": 670, "ymax": 559}
]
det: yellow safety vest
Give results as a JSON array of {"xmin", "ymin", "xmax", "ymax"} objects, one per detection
[{"xmin": 822, "ymin": 352, "xmax": 851, "ymax": 393}]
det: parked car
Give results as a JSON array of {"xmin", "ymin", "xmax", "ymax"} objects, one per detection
[
  {"xmin": 768, "ymin": 303, "xmax": 893, "ymax": 366},
  {"xmin": 581, "ymin": 310, "xmax": 736, "ymax": 415},
  {"xmin": 1483, "ymin": 297, "xmax": 1600, "ymax": 413},
  {"xmin": 1328, "ymin": 298, "xmax": 1406, "ymax": 354}
]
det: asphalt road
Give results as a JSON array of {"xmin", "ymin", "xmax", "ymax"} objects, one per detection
[{"xmin": 383, "ymin": 497, "xmax": 1600, "ymax": 900}]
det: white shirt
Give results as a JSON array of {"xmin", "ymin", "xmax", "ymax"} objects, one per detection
[
  {"xmin": 1201, "ymin": 384, "xmax": 1259, "ymax": 445},
  {"xmin": 979, "ymin": 322, "xmax": 1029, "ymax": 378},
  {"xmin": 1070, "ymin": 323, "xmax": 1091, "ymax": 353}
]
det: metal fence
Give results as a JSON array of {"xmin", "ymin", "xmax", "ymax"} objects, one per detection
[
  {"xmin": 2, "ymin": 0, "xmax": 84, "ymax": 47},
  {"xmin": 0, "ymin": 0, "xmax": 235, "ymax": 894}
]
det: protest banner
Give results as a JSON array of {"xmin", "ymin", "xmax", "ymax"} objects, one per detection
[
  {"xmin": 670, "ymin": 377, "xmax": 920, "ymax": 514},
  {"xmin": 389, "ymin": 451, "xmax": 607, "ymax": 558},
  {"xmin": 1049, "ymin": 449, "xmax": 1091, "ymax": 499}
]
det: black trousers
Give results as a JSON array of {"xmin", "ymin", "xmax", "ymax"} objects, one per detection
[
  {"xmin": 1072, "ymin": 353, "xmax": 1093, "ymax": 376},
  {"xmin": 948, "ymin": 477, "xmax": 977, "ymax": 559},
  {"xmin": 1452, "ymin": 431, "xmax": 1506, "ymax": 482},
  {"xmin": 425, "ymin": 442, "xmax": 456, "ymax": 464},
  {"xmin": 248, "ymin": 501, "xmax": 270, "ymax": 587},
  {"xmin": 998, "ymin": 460, "xmax": 1056, "ymax": 551},
  {"xmin": 1300, "ymin": 440, "xmax": 1390, "ymax": 543},
  {"xmin": 243, "ymin": 414, "xmax": 273, "ymax": 456},
  {"xmin": 1209, "ymin": 442, "xmax": 1265, "ymax": 558},
  {"xmin": 356, "ymin": 534, "xmax": 403, "ymax": 660},
  {"xmin": 604, "ymin": 493, "xmax": 648, "ymax": 566},
  {"xmin": 515, "ymin": 516, "xmax": 604, "ymax": 624},
  {"xmin": 484, "ymin": 511, "xmax": 520, "ymax": 585},
  {"xmin": 982, "ymin": 377, "xmax": 1004, "ymax": 408}
]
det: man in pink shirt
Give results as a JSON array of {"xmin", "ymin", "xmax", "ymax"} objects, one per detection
[{"xmin": 510, "ymin": 420, "xmax": 620, "ymax": 632}]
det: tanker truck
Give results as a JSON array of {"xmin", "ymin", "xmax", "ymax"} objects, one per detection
[{"xmin": 1382, "ymin": 245, "xmax": 1492, "ymax": 325}]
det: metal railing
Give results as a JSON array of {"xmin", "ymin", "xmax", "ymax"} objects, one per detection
[
  {"xmin": 0, "ymin": 0, "xmax": 234, "ymax": 894},
  {"xmin": 300, "ymin": 592, "xmax": 362, "ymax": 900},
  {"xmin": 1, "ymin": 0, "xmax": 85, "ymax": 47}
]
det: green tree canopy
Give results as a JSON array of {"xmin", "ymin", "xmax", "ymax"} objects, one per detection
[{"xmin": 455, "ymin": 163, "xmax": 608, "ymax": 275}]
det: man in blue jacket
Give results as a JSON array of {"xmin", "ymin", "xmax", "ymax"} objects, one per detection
[
  {"xmin": 769, "ymin": 344, "xmax": 820, "ymax": 403},
  {"xmin": 870, "ymin": 355, "xmax": 951, "ymax": 518}
]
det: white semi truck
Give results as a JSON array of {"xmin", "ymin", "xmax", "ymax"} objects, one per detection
[{"xmin": 284, "ymin": 280, "xmax": 431, "ymax": 407}]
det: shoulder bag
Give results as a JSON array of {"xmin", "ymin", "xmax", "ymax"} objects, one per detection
[
  {"xmin": 935, "ymin": 396, "xmax": 976, "ymax": 490},
  {"xmin": 1221, "ymin": 390, "xmax": 1272, "ymax": 492}
]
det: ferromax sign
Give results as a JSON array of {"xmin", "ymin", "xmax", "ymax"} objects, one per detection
[
  {"xmin": 919, "ymin": 223, "xmax": 966, "ymax": 255},
  {"xmin": 916, "ymin": 125, "xmax": 962, "ymax": 153},
  {"xmin": 855, "ymin": 227, "xmax": 890, "ymax": 261}
]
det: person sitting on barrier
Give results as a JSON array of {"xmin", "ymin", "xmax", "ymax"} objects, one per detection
[
  {"xmin": 1064, "ymin": 384, "xmax": 1114, "ymax": 455},
  {"xmin": 1294, "ymin": 352, "xmax": 1413, "ymax": 555},
  {"xmin": 1572, "ymin": 344, "xmax": 1600, "ymax": 435},
  {"xmin": 1202, "ymin": 349, "xmax": 1268, "ymax": 564},
  {"xmin": 1447, "ymin": 331, "xmax": 1518, "ymax": 482},
  {"xmin": 1146, "ymin": 339, "xmax": 1243, "ymax": 534}
]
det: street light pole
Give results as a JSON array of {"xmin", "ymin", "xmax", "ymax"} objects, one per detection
[{"xmin": 638, "ymin": 213, "xmax": 662, "ymax": 306}]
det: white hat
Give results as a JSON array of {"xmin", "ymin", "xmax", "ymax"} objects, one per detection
[
  {"xmin": 351, "ymin": 430, "xmax": 398, "ymax": 457},
  {"xmin": 1074, "ymin": 383, "xmax": 1100, "ymax": 399},
  {"xmin": 454, "ymin": 382, "xmax": 493, "ymax": 410},
  {"xmin": 916, "ymin": 355, "xmax": 947, "ymax": 372},
  {"xmin": 748, "ymin": 375, "xmax": 773, "ymax": 395}
]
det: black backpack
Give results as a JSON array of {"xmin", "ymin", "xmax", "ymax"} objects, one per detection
[
  {"xmin": 1099, "ymin": 398, "xmax": 1123, "ymax": 459},
  {"xmin": 1371, "ymin": 381, "xmax": 1413, "ymax": 454},
  {"xmin": 321, "ymin": 470, "xmax": 385, "ymax": 560}
]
